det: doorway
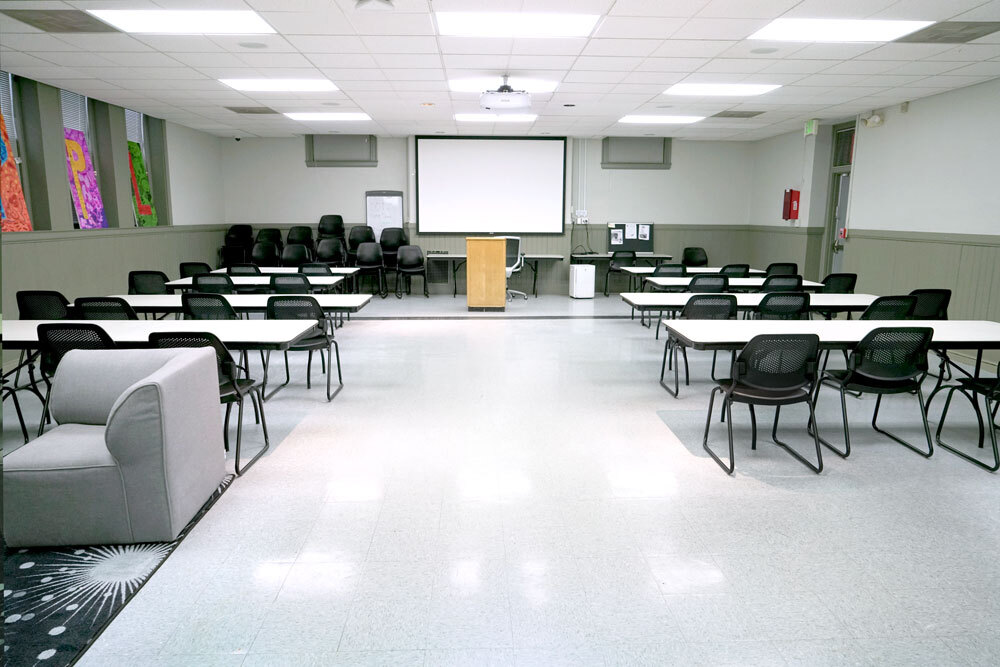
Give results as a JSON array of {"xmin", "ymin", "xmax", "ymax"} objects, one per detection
[{"xmin": 822, "ymin": 122, "xmax": 856, "ymax": 276}]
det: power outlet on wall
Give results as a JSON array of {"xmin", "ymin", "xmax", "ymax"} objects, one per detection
[{"xmin": 573, "ymin": 209, "xmax": 588, "ymax": 225}]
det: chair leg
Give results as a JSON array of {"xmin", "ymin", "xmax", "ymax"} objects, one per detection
[
  {"xmin": 660, "ymin": 337, "xmax": 679, "ymax": 397},
  {"xmin": 935, "ymin": 387, "xmax": 1000, "ymax": 471},
  {"xmin": 871, "ymin": 389, "xmax": 934, "ymax": 458},
  {"xmin": 422, "ymin": 272, "xmax": 429, "ymax": 298},
  {"xmin": 36, "ymin": 383, "xmax": 53, "ymax": 438},
  {"xmin": 325, "ymin": 340, "xmax": 344, "ymax": 401},
  {"xmin": 4, "ymin": 386, "xmax": 30, "ymax": 443},
  {"xmin": 812, "ymin": 381, "xmax": 852, "ymax": 458},
  {"xmin": 703, "ymin": 388, "xmax": 736, "ymax": 474},
  {"xmin": 223, "ymin": 402, "xmax": 232, "ymax": 452},
  {"xmin": 603, "ymin": 269, "xmax": 611, "ymax": 297},
  {"xmin": 749, "ymin": 404, "xmax": 757, "ymax": 450},
  {"xmin": 771, "ymin": 404, "xmax": 824, "ymax": 473},
  {"xmin": 306, "ymin": 350, "xmax": 313, "ymax": 389}
]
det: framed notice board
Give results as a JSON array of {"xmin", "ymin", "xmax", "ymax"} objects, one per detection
[
  {"xmin": 607, "ymin": 223, "xmax": 653, "ymax": 253},
  {"xmin": 365, "ymin": 190, "xmax": 404, "ymax": 240}
]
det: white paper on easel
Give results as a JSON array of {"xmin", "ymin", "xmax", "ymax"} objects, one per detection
[
  {"xmin": 625, "ymin": 223, "xmax": 637, "ymax": 239},
  {"xmin": 638, "ymin": 224, "xmax": 650, "ymax": 240}
]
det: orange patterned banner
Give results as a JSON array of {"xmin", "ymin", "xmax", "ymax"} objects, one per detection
[{"xmin": 0, "ymin": 111, "xmax": 32, "ymax": 232}]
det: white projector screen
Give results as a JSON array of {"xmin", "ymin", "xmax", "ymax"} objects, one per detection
[{"xmin": 416, "ymin": 137, "xmax": 566, "ymax": 234}]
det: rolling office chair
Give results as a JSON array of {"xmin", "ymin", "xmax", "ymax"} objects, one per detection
[{"xmin": 505, "ymin": 237, "xmax": 528, "ymax": 301}]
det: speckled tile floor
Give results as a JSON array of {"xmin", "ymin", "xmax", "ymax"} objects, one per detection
[{"xmin": 4, "ymin": 299, "xmax": 999, "ymax": 666}]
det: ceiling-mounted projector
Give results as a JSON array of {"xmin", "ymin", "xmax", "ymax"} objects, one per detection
[{"xmin": 480, "ymin": 75, "xmax": 531, "ymax": 112}]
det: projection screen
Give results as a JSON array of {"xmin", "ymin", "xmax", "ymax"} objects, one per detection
[{"xmin": 415, "ymin": 136, "xmax": 566, "ymax": 234}]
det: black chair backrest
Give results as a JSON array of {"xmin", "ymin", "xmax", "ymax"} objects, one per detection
[
  {"xmin": 149, "ymin": 331, "xmax": 236, "ymax": 385},
  {"xmin": 380, "ymin": 227, "xmax": 407, "ymax": 251},
  {"xmin": 37, "ymin": 323, "xmax": 115, "ymax": 377},
  {"xmin": 680, "ymin": 294, "xmax": 737, "ymax": 320},
  {"xmin": 765, "ymin": 262, "xmax": 798, "ymax": 276},
  {"xmin": 287, "ymin": 226, "xmax": 314, "ymax": 248},
  {"xmin": 180, "ymin": 262, "xmax": 212, "ymax": 279},
  {"xmin": 220, "ymin": 245, "xmax": 248, "ymax": 267},
  {"xmin": 348, "ymin": 225, "xmax": 376, "ymax": 252},
  {"xmin": 270, "ymin": 273, "xmax": 311, "ymax": 294},
  {"xmin": 609, "ymin": 250, "xmax": 636, "ymax": 270},
  {"xmin": 17, "ymin": 290, "xmax": 71, "ymax": 320},
  {"xmin": 820, "ymin": 273, "xmax": 857, "ymax": 294},
  {"xmin": 74, "ymin": 297, "xmax": 138, "ymax": 320},
  {"xmin": 182, "ymin": 292, "xmax": 237, "ymax": 320},
  {"xmin": 251, "ymin": 241, "xmax": 280, "ymax": 267},
  {"xmin": 356, "ymin": 242, "xmax": 383, "ymax": 268},
  {"xmin": 755, "ymin": 292, "xmax": 810, "ymax": 320},
  {"xmin": 760, "ymin": 274, "xmax": 802, "ymax": 292},
  {"xmin": 226, "ymin": 224, "xmax": 253, "ymax": 241},
  {"xmin": 256, "ymin": 228, "xmax": 283, "ymax": 248},
  {"xmin": 266, "ymin": 295, "xmax": 325, "ymax": 327},
  {"xmin": 734, "ymin": 334, "xmax": 820, "ymax": 392},
  {"xmin": 193, "ymin": 274, "xmax": 236, "ymax": 294},
  {"xmin": 682, "ymin": 247, "xmax": 708, "ymax": 267},
  {"xmin": 227, "ymin": 263, "xmax": 261, "ymax": 275},
  {"xmin": 909, "ymin": 288, "xmax": 951, "ymax": 320},
  {"xmin": 653, "ymin": 263, "xmax": 686, "ymax": 277},
  {"xmin": 316, "ymin": 238, "xmax": 348, "ymax": 266},
  {"xmin": 128, "ymin": 270, "xmax": 169, "ymax": 295},
  {"xmin": 720, "ymin": 264, "xmax": 750, "ymax": 278},
  {"xmin": 281, "ymin": 244, "xmax": 311, "ymax": 267},
  {"xmin": 860, "ymin": 295, "xmax": 917, "ymax": 321},
  {"xmin": 318, "ymin": 214, "xmax": 345, "ymax": 239},
  {"xmin": 848, "ymin": 327, "xmax": 933, "ymax": 382},
  {"xmin": 396, "ymin": 245, "xmax": 424, "ymax": 271},
  {"xmin": 687, "ymin": 274, "xmax": 729, "ymax": 293},
  {"xmin": 299, "ymin": 262, "xmax": 333, "ymax": 276}
]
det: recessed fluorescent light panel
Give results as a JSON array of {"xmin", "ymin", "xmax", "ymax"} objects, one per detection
[
  {"xmin": 221, "ymin": 79, "xmax": 338, "ymax": 92},
  {"xmin": 449, "ymin": 77, "xmax": 558, "ymax": 93},
  {"xmin": 87, "ymin": 10, "xmax": 275, "ymax": 34},
  {"xmin": 618, "ymin": 115, "xmax": 704, "ymax": 124},
  {"xmin": 749, "ymin": 18, "xmax": 934, "ymax": 43},
  {"xmin": 284, "ymin": 113, "xmax": 371, "ymax": 121},
  {"xmin": 454, "ymin": 114, "xmax": 537, "ymax": 122},
  {"xmin": 665, "ymin": 83, "xmax": 781, "ymax": 96},
  {"xmin": 436, "ymin": 12, "xmax": 598, "ymax": 38}
]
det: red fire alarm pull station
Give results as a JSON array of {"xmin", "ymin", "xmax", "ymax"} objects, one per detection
[{"xmin": 782, "ymin": 189, "xmax": 800, "ymax": 220}]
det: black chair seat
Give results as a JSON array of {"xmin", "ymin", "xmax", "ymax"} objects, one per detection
[
  {"xmin": 823, "ymin": 369, "xmax": 921, "ymax": 394},
  {"xmin": 220, "ymin": 377, "xmax": 259, "ymax": 401},
  {"xmin": 950, "ymin": 376, "xmax": 1000, "ymax": 398},
  {"xmin": 287, "ymin": 330, "xmax": 329, "ymax": 351},
  {"xmin": 717, "ymin": 380, "xmax": 811, "ymax": 406}
]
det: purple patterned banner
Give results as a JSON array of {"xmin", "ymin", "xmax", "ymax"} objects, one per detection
[{"xmin": 64, "ymin": 128, "xmax": 107, "ymax": 229}]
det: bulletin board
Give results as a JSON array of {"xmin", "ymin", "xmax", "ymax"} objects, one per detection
[{"xmin": 607, "ymin": 222, "xmax": 653, "ymax": 253}]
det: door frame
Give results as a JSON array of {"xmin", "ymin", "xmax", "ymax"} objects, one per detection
[{"xmin": 820, "ymin": 121, "xmax": 857, "ymax": 276}]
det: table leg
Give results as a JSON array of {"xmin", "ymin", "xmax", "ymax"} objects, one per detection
[{"xmin": 530, "ymin": 260, "xmax": 540, "ymax": 297}]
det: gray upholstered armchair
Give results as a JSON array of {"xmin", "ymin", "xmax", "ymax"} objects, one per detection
[{"xmin": 3, "ymin": 347, "xmax": 227, "ymax": 547}]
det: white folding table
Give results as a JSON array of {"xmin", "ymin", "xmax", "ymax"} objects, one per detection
[
  {"xmin": 114, "ymin": 293, "xmax": 371, "ymax": 317},
  {"xmin": 166, "ymin": 276, "xmax": 343, "ymax": 291},
  {"xmin": 646, "ymin": 276, "xmax": 824, "ymax": 291},
  {"xmin": 425, "ymin": 252, "xmax": 564, "ymax": 297},
  {"xmin": 211, "ymin": 266, "xmax": 359, "ymax": 276},
  {"xmin": 622, "ymin": 266, "xmax": 765, "ymax": 275}
]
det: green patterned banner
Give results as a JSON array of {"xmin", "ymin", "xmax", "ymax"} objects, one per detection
[{"xmin": 127, "ymin": 140, "xmax": 157, "ymax": 227}]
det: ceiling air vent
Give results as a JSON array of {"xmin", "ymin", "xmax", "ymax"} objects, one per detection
[
  {"xmin": 712, "ymin": 110, "xmax": 765, "ymax": 119},
  {"xmin": 895, "ymin": 21, "xmax": 1000, "ymax": 44},
  {"xmin": 225, "ymin": 106, "xmax": 280, "ymax": 115},
  {"xmin": 0, "ymin": 10, "xmax": 119, "ymax": 32}
]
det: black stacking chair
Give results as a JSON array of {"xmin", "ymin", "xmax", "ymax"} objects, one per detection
[
  {"xmin": 380, "ymin": 227, "xmax": 407, "ymax": 284},
  {"xmin": 271, "ymin": 273, "xmax": 313, "ymax": 294},
  {"xmin": 316, "ymin": 238, "xmax": 348, "ymax": 267},
  {"xmin": 815, "ymin": 273, "xmax": 859, "ymax": 319},
  {"xmin": 251, "ymin": 242, "xmax": 280, "ymax": 267},
  {"xmin": 180, "ymin": 262, "xmax": 212, "ymax": 279},
  {"xmin": 935, "ymin": 359, "xmax": 1000, "ymax": 472},
  {"xmin": 182, "ymin": 292, "xmax": 238, "ymax": 321},
  {"xmin": 256, "ymin": 228, "xmax": 283, "ymax": 249},
  {"xmin": 813, "ymin": 327, "xmax": 934, "ymax": 460},
  {"xmin": 681, "ymin": 247, "xmax": 708, "ymax": 267},
  {"xmin": 765, "ymin": 262, "xmax": 798, "ymax": 276},
  {"xmin": 150, "ymin": 331, "xmax": 268, "ymax": 475},
  {"xmin": 287, "ymin": 226, "xmax": 314, "ymax": 253},
  {"xmin": 226, "ymin": 224, "xmax": 253, "ymax": 246},
  {"xmin": 703, "ymin": 333, "xmax": 823, "ymax": 474},
  {"xmin": 128, "ymin": 270, "xmax": 169, "ymax": 295},
  {"xmin": 661, "ymin": 294, "xmax": 738, "ymax": 396},
  {"xmin": 281, "ymin": 243, "xmax": 311, "ymax": 267},
  {"xmin": 14, "ymin": 291, "xmax": 73, "ymax": 405},
  {"xmin": 347, "ymin": 226, "xmax": 376, "ymax": 265},
  {"xmin": 3, "ymin": 377, "xmax": 29, "ymax": 443},
  {"xmin": 753, "ymin": 292, "xmax": 810, "ymax": 320},
  {"xmin": 821, "ymin": 295, "xmax": 917, "ymax": 373},
  {"xmin": 36, "ymin": 323, "xmax": 115, "ymax": 436},
  {"xmin": 909, "ymin": 288, "xmax": 952, "ymax": 383},
  {"xmin": 356, "ymin": 242, "xmax": 387, "ymax": 298},
  {"xmin": 193, "ymin": 274, "xmax": 236, "ymax": 295},
  {"xmin": 603, "ymin": 250, "xmax": 636, "ymax": 296},
  {"xmin": 266, "ymin": 296, "xmax": 342, "ymax": 401},
  {"xmin": 222, "ymin": 225, "xmax": 254, "ymax": 264},
  {"xmin": 758, "ymin": 274, "xmax": 802, "ymax": 292},
  {"xmin": 318, "ymin": 214, "xmax": 345, "ymax": 241},
  {"xmin": 227, "ymin": 263, "xmax": 261, "ymax": 276},
  {"xmin": 686, "ymin": 274, "xmax": 729, "ymax": 293},
  {"xmin": 395, "ymin": 245, "xmax": 429, "ymax": 298},
  {"xmin": 74, "ymin": 297, "xmax": 139, "ymax": 320},
  {"xmin": 300, "ymin": 262, "xmax": 333, "ymax": 276},
  {"xmin": 719, "ymin": 264, "xmax": 750, "ymax": 278},
  {"xmin": 646, "ymin": 263, "xmax": 687, "ymax": 292},
  {"xmin": 220, "ymin": 245, "xmax": 249, "ymax": 267}
]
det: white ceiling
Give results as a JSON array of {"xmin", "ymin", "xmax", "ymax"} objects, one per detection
[{"xmin": 1, "ymin": 0, "xmax": 999, "ymax": 140}]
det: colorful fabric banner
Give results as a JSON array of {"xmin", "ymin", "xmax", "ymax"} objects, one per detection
[
  {"xmin": 64, "ymin": 128, "xmax": 106, "ymax": 229},
  {"xmin": 127, "ymin": 140, "xmax": 157, "ymax": 227},
  {"xmin": 1, "ymin": 111, "xmax": 32, "ymax": 232}
]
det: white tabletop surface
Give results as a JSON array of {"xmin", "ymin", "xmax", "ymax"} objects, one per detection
[
  {"xmin": 622, "ymin": 266, "xmax": 765, "ymax": 275},
  {"xmin": 661, "ymin": 319, "xmax": 1000, "ymax": 350},
  {"xmin": 167, "ymin": 276, "xmax": 343, "ymax": 288},
  {"xmin": 211, "ymin": 266, "xmax": 359, "ymax": 275},
  {"xmin": 622, "ymin": 292, "xmax": 876, "ymax": 309},
  {"xmin": 2, "ymin": 319, "xmax": 318, "ymax": 349},
  {"xmin": 426, "ymin": 253, "xmax": 564, "ymax": 260},
  {"xmin": 113, "ymin": 294, "xmax": 371, "ymax": 312},
  {"xmin": 646, "ymin": 276, "xmax": 824, "ymax": 288},
  {"xmin": 571, "ymin": 252, "xmax": 673, "ymax": 259}
]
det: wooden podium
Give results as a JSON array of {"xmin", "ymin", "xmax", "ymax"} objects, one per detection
[{"xmin": 466, "ymin": 237, "xmax": 506, "ymax": 311}]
